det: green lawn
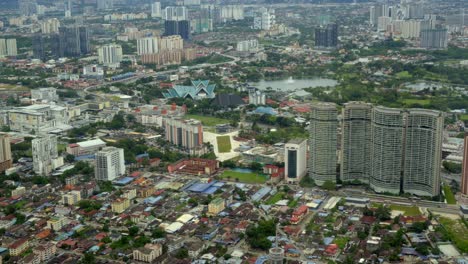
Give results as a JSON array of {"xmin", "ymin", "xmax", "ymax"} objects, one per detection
[
  {"xmin": 402, "ymin": 98, "xmax": 431, "ymax": 106},
  {"xmin": 333, "ymin": 237, "xmax": 349, "ymax": 249},
  {"xmin": 220, "ymin": 170, "xmax": 268, "ymax": 184},
  {"xmin": 216, "ymin": 136, "xmax": 232, "ymax": 153},
  {"xmin": 389, "ymin": 204, "xmax": 421, "ymax": 216},
  {"xmin": 266, "ymin": 192, "xmax": 285, "ymax": 205},
  {"xmin": 185, "ymin": 114, "xmax": 230, "ymax": 127},
  {"xmin": 396, "ymin": 71, "xmax": 413, "ymax": 79},
  {"xmin": 443, "ymin": 185, "xmax": 456, "ymax": 204},
  {"xmin": 460, "ymin": 114, "xmax": 468, "ymax": 121},
  {"xmin": 439, "ymin": 217, "xmax": 468, "ymax": 253}
]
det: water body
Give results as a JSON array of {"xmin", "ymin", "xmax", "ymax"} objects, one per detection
[{"xmin": 252, "ymin": 77, "xmax": 338, "ymax": 92}]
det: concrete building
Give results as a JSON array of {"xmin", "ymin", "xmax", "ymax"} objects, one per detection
[
  {"xmin": 164, "ymin": 117, "xmax": 203, "ymax": 152},
  {"xmin": 0, "ymin": 39, "xmax": 17, "ymax": 56},
  {"xmin": 462, "ymin": 133, "xmax": 468, "ymax": 196},
  {"xmin": 285, "ymin": 139, "xmax": 308, "ymax": 184},
  {"xmin": 269, "ymin": 247, "xmax": 284, "ymax": 264},
  {"xmin": 9, "ymin": 238, "xmax": 29, "ymax": 256},
  {"xmin": 420, "ymin": 28, "xmax": 448, "ymax": 49},
  {"xmin": 133, "ymin": 244, "xmax": 163, "ymax": 263},
  {"xmin": 208, "ymin": 197, "xmax": 225, "ymax": 216},
  {"xmin": 164, "ymin": 20, "xmax": 190, "ymax": 40},
  {"xmin": 11, "ymin": 186, "xmax": 26, "ymax": 196},
  {"xmin": 66, "ymin": 138, "xmax": 106, "ymax": 156},
  {"xmin": 61, "ymin": 190, "xmax": 82, "ymax": 205},
  {"xmin": 32, "ymin": 135, "xmax": 63, "ymax": 176},
  {"xmin": 33, "ymin": 242, "xmax": 56, "ymax": 263},
  {"xmin": 248, "ymin": 90, "xmax": 266, "ymax": 105},
  {"xmin": 0, "ymin": 133, "xmax": 12, "ymax": 173},
  {"xmin": 18, "ymin": 0, "xmax": 37, "ymax": 16},
  {"xmin": 47, "ymin": 216, "xmax": 66, "ymax": 231},
  {"xmin": 137, "ymin": 37, "xmax": 159, "ymax": 55},
  {"xmin": 403, "ymin": 109, "xmax": 443, "ymax": 197},
  {"xmin": 95, "ymin": 147, "xmax": 125, "ymax": 181},
  {"xmin": 369, "ymin": 106, "xmax": 404, "ymax": 195},
  {"xmin": 97, "ymin": 0, "xmax": 113, "ymax": 10},
  {"xmin": 40, "ymin": 18, "xmax": 60, "ymax": 34},
  {"xmin": 163, "ymin": 6, "xmax": 188, "ymax": 21},
  {"xmin": 253, "ymin": 7, "xmax": 275, "ymax": 30},
  {"xmin": 315, "ymin": 24, "xmax": 338, "ymax": 49},
  {"xmin": 378, "ymin": 16, "xmax": 392, "ymax": 32},
  {"xmin": 98, "ymin": 43, "xmax": 123, "ymax": 67},
  {"xmin": 111, "ymin": 198, "xmax": 130, "ymax": 213},
  {"xmin": 220, "ymin": 5, "xmax": 244, "ymax": 21},
  {"xmin": 82, "ymin": 65, "xmax": 104, "ymax": 79},
  {"xmin": 341, "ymin": 102, "xmax": 372, "ymax": 183},
  {"xmin": 236, "ymin": 39, "xmax": 259, "ymax": 52},
  {"xmin": 151, "ymin": 2, "xmax": 162, "ymax": 18},
  {"xmin": 58, "ymin": 26, "xmax": 90, "ymax": 57},
  {"xmin": 309, "ymin": 103, "xmax": 337, "ymax": 186},
  {"xmin": 31, "ymin": 87, "xmax": 58, "ymax": 102},
  {"xmin": 8, "ymin": 104, "xmax": 69, "ymax": 133}
]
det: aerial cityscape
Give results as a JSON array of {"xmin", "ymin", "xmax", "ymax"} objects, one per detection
[{"xmin": 0, "ymin": 0, "xmax": 467, "ymax": 263}]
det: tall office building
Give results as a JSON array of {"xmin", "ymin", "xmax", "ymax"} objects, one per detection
[
  {"xmin": 285, "ymin": 139, "xmax": 308, "ymax": 184},
  {"xmin": 314, "ymin": 24, "xmax": 338, "ymax": 49},
  {"xmin": 0, "ymin": 39, "xmax": 5, "ymax": 56},
  {"xmin": 97, "ymin": 0, "xmax": 113, "ymax": 10},
  {"xmin": 369, "ymin": 107, "xmax": 404, "ymax": 195},
  {"xmin": 58, "ymin": 26, "xmax": 90, "ymax": 57},
  {"xmin": 0, "ymin": 133, "xmax": 12, "ymax": 173},
  {"xmin": 370, "ymin": 4, "xmax": 391, "ymax": 26},
  {"xmin": 407, "ymin": 2, "xmax": 424, "ymax": 19},
  {"xmin": 151, "ymin": 2, "xmax": 162, "ymax": 18},
  {"xmin": 95, "ymin": 147, "xmax": 125, "ymax": 181},
  {"xmin": 420, "ymin": 28, "xmax": 448, "ymax": 49},
  {"xmin": 164, "ymin": 117, "xmax": 203, "ymax": 152},
  {"xmin": 309, "ymin": 103, "xmax": 338, "ymax": 186},
  {"xmin": 32, "ymin": 135, "xmax": 62, "ymax": 176},
  {"xmin": 32, "ymin": 34, "xmax": 45, "ymax": 60},
  {"xmin": 137, "ymin": 37, "xmax": 159, "ymax": 55},
  {"xmin": 18, "ymin": 0, "xmax": 37, "ymax": 16},
  {"xmin": 253, "ymin": 7, "xmax": 275, "ymax": 30},
  {"xmin": 98, "ymin": 43, "xmax": 123, "ymax": 67},
  {"xmin": 341, "ymin": 102, "xmax": 372, "ymax": 183},
  {"xmin": 0, "ymin": 39, "xmax": 17, "ymax": 56},
  {"xmin": 164, "ymin": 20, "xmax": 190, "ymax": 40},
  {"xmin": 461, "ymin": 133, "xmax": 468, "ymax": 196},
  {"xmin": 403, "ymin": 110, "xmax": 443, "ymax": 197}
]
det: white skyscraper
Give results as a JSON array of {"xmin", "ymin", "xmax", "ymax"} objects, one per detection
[
  {"xmin": 163, "ymin": 6, "xmax": 188, "ymax": 21},
  {"xmin": 98, "ymin": 43, "xmax": 123, "ymax": 67},
  {"xmin": 285, "ymin": 139, "xmax": 308, "ymax": 184},
  {"xmin": 137, "ymin": 37, "xmax": 159, "ymax": 55},
  {"xmin": 0, "ymin": 39, "xmax": 17, "ymax": 56},
  {"xmin": 40, "ymin": 18, "xmax": 60, "ymax": 34},
  {"xmin": 95, "ymin": 147, "xmax": 125, "ymax": 181},
  {"xmin": 253, "ymin": 7, "xmax": 275, "ymax": 30},
  {"xmin": 32, "ymin": 135, "xmax": 63, "ymax": 176},
  {"xmin": 151, "ymin": 2, "xmax": 162, "ymax": 18}
]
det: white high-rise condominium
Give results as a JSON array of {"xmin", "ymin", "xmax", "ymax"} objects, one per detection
[
  {"xmin": 0, "ymin": 39, "xmax": 17, "ymax": 56},
  {"xmin": 159, "ymin": 35, "xmax": 183, "ymax": 51},
  {"xmin": 151, "ymin": 2, "xmax": 162, "ymax": 18},
  {"xmin": 137, "ymin": 37, "xmax": 159, "ymax": 55},
  {"xmin": 98, "ymin": 43, "xmax": 123, "ymax": 67},
  {"xmin": 309, "ymin": 102, "xmax": 337, "ymax": 186},
  {"xmin": 285, "ymin": 139, "xmax": 308, "ymax": 184},
  {"xmin": 40, "ymin": 18, "xmax": 60, "ymax": 34},
  {"xmin": 163, "ymin": 6, "xmax": 188, "ymax": 21},
  {"xmin": 220, "ymin": 5, "xmax": 244, "ymax": 21},
  {"xmin": 0, "ymin": 133, "xmax": 12, "ymax": 173},
  {"xmin": 253, "ymin": 7, "xmax": 275, "ymax": 30},
  {"xmin": 341, "ymin": 102, "xmax": 372, "ymax": 184},
  {"xmin": 32, "ymin": 135, "xmax": 62, "ymax": 176},
  {"xmin": 95, "ymin": 147, "xmax": 125, "ymax": 181},
  {"xmin": 403, "ymin": 109, "xmax": 443, "ymax": 197}
]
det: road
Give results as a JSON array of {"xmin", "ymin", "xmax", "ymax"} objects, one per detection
[{"xmin": 83, "ymin": 53, "xmax": 240, "ymax": 99}]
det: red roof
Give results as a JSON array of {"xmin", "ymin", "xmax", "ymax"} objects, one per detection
[
  {"xmin": 9, "ymin": 238, "xmax": 28, "ymax": 249},
  {"xmin": 360, "ymin": 216, "xmax": 376, "ymax": 225}
]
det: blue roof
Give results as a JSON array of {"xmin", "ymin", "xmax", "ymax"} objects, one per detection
[
  {"xmin": 323, "ymin": 237, "xmax": 334, "ymax": 245},
  {"xmin": 136, "ymin": 153, "xmax": 149, "ymax": 159},
  {"xmin": 113, "ymin": 177, "xmax": 134, "ymax": 185},
  {"xmin": 254, "ymin": 107, "xmax": 278, "ymax": 116},
  {"xmin": 144, "ymin": 196, "xmax": 163, "ymax": 204},
  {"xmin": 75, "ymin": 154, "xmax": 95, "ymax": 160},
  {"xmin": 203, "ymin": 186, "xmax": 218, "ymax": 194},
  {"xmin": 252, "ymin": 187, "xmax": 272, "ymax": 202},
  {"xmin": 88, "ymin": 246, "xmax": 100, "ymax": 252},
  {"xmin": 163, "ymin": 80, "xmax": 216, "ymax": 100}
]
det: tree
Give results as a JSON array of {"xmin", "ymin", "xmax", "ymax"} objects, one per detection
[
  {"xmin": 152, "ymin": 227, "xmax": 166, "ymax": 239},
  {"xmin": 375, "ymin": 205, "xmax": 391, "ymax": 221},
  {"xmin": 65, "ymin": 154, "xmax": 75, "ymax": 163},
  {"xmin": 128, "ymin": 226, "xmax": 139, "ymax": 237},
  {"xmin": 322, "ymin": 180, "xmax": 336, "ymax": 191},
  {"xmin": 174, "ymin": 248, "xmax": 189, "ymax": 259},
  {"xmin": 80, "ymin": 253, "xmax": 96, "ymax": 264},
  {"xmin": 249, "ymin": 162, "xmax": 263, "ymax": 172}
]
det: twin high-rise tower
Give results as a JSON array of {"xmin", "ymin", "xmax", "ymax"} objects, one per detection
[{"xmin": 309, "ymin": 102, "xmax": 443, "ymax": 197}]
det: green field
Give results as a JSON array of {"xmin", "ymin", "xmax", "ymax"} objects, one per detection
[
  {"xmin": 333, "ymin": 237, "xmax": 350, "ymax": 249},
  {"xmin": 220, "ymin": 170, "xmax": 268, "ymax": 184},
  {"xmin": 460, "ymin": 114, "xmax": 468, "ymax": 121},
  {"xmin": 186, "ymin": 114, "xmax": 230, "ymax": 127},
  {"xmin": 266, "ymin": 192, "xmax": 285, "ymax": 205},
  {"xmin": 389, "ymin": 204, "xmax": 421, "ymax": 216},
  {"xmin": 216, "ymin": 136, "xmax": 232, "ymax": 153},
  {"xmin": 396, "ymin": 71, "xmax": 413, "ymax": 79},
  {"xmin": 443, "ymin": 185, "xmax": 456, "ymax": 204},
  {"xmin": 0, "ymin": 83, "xmax": 29, "ymax": 90},
  {"xmin": 402, "ymin": 98, "xmax": 431, "ymax": 106},
  {"xmin": 439, "ymin": 217, "xmax": 468, "ymax": 253}
]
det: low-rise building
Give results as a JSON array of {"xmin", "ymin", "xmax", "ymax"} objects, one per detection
[
  {"xmin": 11, "ymin": 186, "xmax": 26, "ymax": 196},
  {"xmin": 111, "ymin": 198, "xmax": 130, "ymax": 213},
  {"xmin": 167, "ymin": 158, "xmax": 219, "ymax": 175},
  {"xmin": 47, "ymin": 216, "xmax": 67, "ymax": 231},
  {"xmin": 9, "ymin": 238, "xmax": 29, "ymax": 256},
  {"xmin": 133, "ymin": 243, "xmax": 163, "ymax": 263},
  {"xmin": 208, "ymin": 197, "xmax": 225, "ymax": 216},
  {"xmin": 33, "ymin": 242, "xmax": 56, "ymax": 263},
  {"xmin": 66, "ymin": 138, "xmax": 106, "ymax": 156},
  {"xmin": 61, "ymin": 190, "xmax": 82, "ymax": 205}
]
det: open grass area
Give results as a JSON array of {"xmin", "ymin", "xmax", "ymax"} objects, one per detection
[
  {"xmin": 186, "ymin": 114, "xmax": 230, "ymax": 127},
  {"xmin": 220, "ymin": 170, "xmax": 268, "ymax": 184},
  {"xmin": 333, "ymin": 237, "xmax": 350, "ymax": 249},
  {"xmin": 0, "ymin": 83, "xmax": 29, "ymax": 90},
  {"xmin": 266, "ymin": 192, "xmax": 285, "ymax": 205},
  {"xmin": 460, "ymin": 114, "xmax": 468, "ymax": 121},
  {"xmin": 396, "ymin": 71, "xmax": 413, "ymax": 79},
  {"xmin": 389, "ymin": 204, "xmax": 421, "ymax": 216},
  {"xmin": 402, "ymin": 98, "xmax": 431, "ymax": 106},
  {"xmin": 216, "ymin": 136, "xmax": 232, "ymax": 153},
  {"xmin": 439, "ymin": 217, "xmax": 468, "ymax": 253},
  {"xmin": 443, "ymin": 185, "xmax": 456, "ymax": 204}
]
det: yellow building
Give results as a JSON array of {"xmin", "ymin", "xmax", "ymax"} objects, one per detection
[
  {"xmin": 11, "ymin": 186, "xmax": 26, "ymax": 197},
  {"xmin": 112, "ymin": 198, "xmax": 130, "ymax": 213},
  {"xmin": 9, "ymin": 238, "xmax": 29, "ymax": 256},
  {"xmin": 208, "ymin": 197, "xmax": 225, "ymax": 216},
  {"xmin": 133, "ymin": 244, "xmax": 162, "ymax": 263},
  {"xmin": 61, "ymin": 190, "xmax": 82, "ymax": 205},
  {"xmin": 47, "ymin": 216, "xmax": 66, "ymax": 231}
]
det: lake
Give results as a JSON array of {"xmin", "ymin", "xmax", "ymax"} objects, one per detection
[{"xmin": 251, "ymin": 77, "xmax": 338, "ymax": 92}]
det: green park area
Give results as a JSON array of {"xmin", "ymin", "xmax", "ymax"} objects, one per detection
[
  {"xmin": 220, "ymin": 170, "xmax": 268, "ymax": 184},
  {"xmin": 460, "ymin": 114, "xmax": 468, "ymax": 122},
  {"xmin": 439, "ymin": 217, "xmax": 468, "ymax": 253},
  {"xmin": 443, "ymin": 185, "xmax": 456, "ymax": 204},
  {"xmin": 389, "ymin": 204, "xmax": 421, "ymax": 216},
  {"xmin": 401, "ymin": 98, "xmax": 431, "ymax": 106},
  {"xmin": 396, "ymin": 71, "xmax": 413, "ymax": 79},
  {"xmin": 216, "ymin": 136, "xmax": 232, "ymax": 153},
  {"xmin": 186, "ymin": 114, "xmax": 230, "ymax": 126}
]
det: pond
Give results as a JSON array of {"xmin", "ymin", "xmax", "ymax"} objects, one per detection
[
  {"xmin": 251, "ymin": 77, "xmax": 338, "ymax": 92},
  {"xmin": 231, "ymin": 168, "xmax": 254, "ymax": 173}
]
